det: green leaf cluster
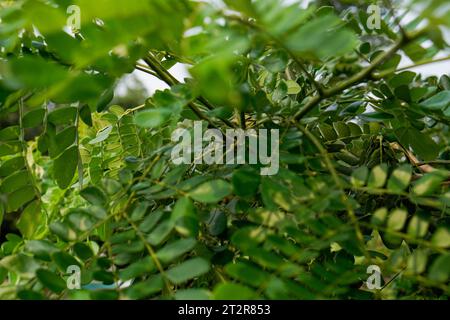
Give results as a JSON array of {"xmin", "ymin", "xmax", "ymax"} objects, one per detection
[{"xmin": 0, "ymin": 0, "xmax": 449, "ymax": 300}]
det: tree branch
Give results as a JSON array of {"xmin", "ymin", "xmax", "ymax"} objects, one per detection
[
  {"xmin": 292, "ymin": 27, "xmax": 428, "ymax": 121},
  {"xmin": 143, "ymin": 54, "xmax": 236, "ymax": 128}
]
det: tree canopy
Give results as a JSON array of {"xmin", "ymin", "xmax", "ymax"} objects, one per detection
[{"xmin": 0, "ymin": 0, "xmax": 449, "ymax": 300}]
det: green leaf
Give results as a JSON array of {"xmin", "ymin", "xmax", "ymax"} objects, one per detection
[
  {"xmin": 102, "ymin": 178, "xmax": 122, "ymax": 195},
  {"xmin": 135, "ymin": 108, "xmax": 172, "ymax": 128},
  {"xmin": 359, "ymin": 42, "xmax": 371, "ymax": 54},
  {"xmin": 368, "ymin": 164, "xmax": 388, "ymax": 188},
  {"xmin": 6, "ymin": 186, "xmax": 36, "ymax": 213},
  {"xmin": 125, "ymin": 275, "xmax": 163, "ymax": 299},
  {"xmin": 89, "ymin": 290, "xmax": 119, "ymax": 300},
  {"xmin": 439, "ymin": 75, "xmax": 450, "ymax": 91},
  {"xmin": 146, "ymin": 219, "xmax": 174, "ymax": 246},
  {"xmin": 378, "ymin": 53, "xmax": 401, "ymax": 71},
  {"xmin": 0, "ymin": 141, "xmax": 22, "ymax": 157},
  {"xmin": 318, "ymin": 123, "xmax": 337, "ymax": 141},
  {"xmin": 232, "ymin": 167, "xmax": 260, "ymax": 197},
  {"xmin": 36, "ymin": 269, "xmax": 67, "ymax": 293},
  {"xmin": 0, "ymin": 126, "xmax": 19, "ymax": 141},
  {"xmin": 48, "ymin": 126, "xmax": 77, "ymax": 158},
  {"xmin": 17, "ymin": 290, "xmax": 45, "ymax": 300},
  {"xmin": 54, "ymin": 146, "xmax": 78, "ymax": 189},
  {"xmin": 25, "ymin": 240, "xmax": 59, "ymax": 261},
  {"xmin": 79, "ymin": 104, "xmax": 93, "ymax": 126},
  {"xmin": 0, "ymin": 205, "xmax": 3, "ymax": 239},
  {"xmin": 335, "ymin": 150, "xmax": 360, "ymax": 166},
  {"xmin": 139, "ymin": 210, "xmax": 164, "ymax": 233},
  {"xmin": 0, "ymin": 170, "xmax": 31, "ymax": 194},
  {"xmin": 407, "ymin": 214, "xmax": 429, "ymax": 238},
  {"xmin": 171, "ymin": 197, "xmax": 196, "ymax": 221},
  {"xmin": 428, "ymin": 254, "xmax": 450, "ymax": 282},
  {"xmin": 346, "ymin": 122, "xmax": 362, "ymax": 136},
  {"xmin": 286, "ymin": 14, "xmax": 357, "ymax": 59},
  {"xmin": 96, "ymin": 87, "xmax": 115, "ymax": 112},
  {"xmin": 188, "ymin": 180, "xmax": 233, "ymax": 204},
  {"xmin": 89, "ymin": 126, "xmax": 113, "ymax": 145},
  {"xmin": 261, "ymin": 50, "xmax": 289, "ymax": 73},
  {"xmin": 67, "ymin": 211, "xmax": 96, "ymax": 232},
  {"xmin": 431, "ymin": 227, "xmax": 450, "ymax": 248},
  {"xmin": 73, "ymin": 243, "xmax": 94, "ymax": 261},
  {"xmin": 213, "ymin": 283, "xmax": 257, "ymax": 300},
  {"xmin": 0, "ymin": 156, "xmax": 25, "ymax": 177},
  {"xmin": 166, "ymin": 257, "xmax": 210, "ymax": 284},
  {"xmin": 48, "ymin": 107, "xmax": 77, "ymax": 126},
  {"xmin": 156, "ymin": 238, "xmax": 197, "ymax": 264},
  {"xmin": 119, "ymin": 257, "xmax": 154, "ymax": 281},
  {"xmin": 395, "ymin": 127, "xmax": 440, "ymax": 162},
  {"xmin": 403, "ymin": 42, "xmax": 427, "ymax": 62},
  {"xmin": 22, "ymin": 109, "xmax": 45, "ymax": 128},
  {"xmin": 52, "ymin": 252, "xmax": 80, "ymax": 272},
  {"xmin": 171, "ymin": 197, "xmax": 198, "ymax": 237},
  {"xmin": 371, "ymin": 207, "xmax": 388, "ymax": 226},
  {"xmin": 131, "ymin": 202, "xmax": 149, "ymax": 222},
  {"xmin": 420, "ymin": 90, "xmax": 450, "ymax": 111},
  {"xmin": 0, "ymin": 254, "xmax": 40, "ymax": 277},
  {"xmin": 387, "ymin": 164, "xmax": 412, "ymax": 192},
  {"xmin": 174, "ymin": 289, "xmax": 211, "ymax": 300},
  {"xmin": 412, "ymin": 171, "xmax": 447, "ymax": 196},
  {"xmin": 225, "ymin": 261, "xmax": 268, "ymax": 287},
  {"xmin": 333, "ymin": 122, "xmax": 350, "ymax": 138},
  {"xmin": 80, "ymin": 186, "xmax": 107, "ymax": 206},
  {"xmin": 388, "ymin": 71, "xmax": 416, "ymax": 88},
  {"xmin": 49, "ymin": 222, "xmax": 77, "ymax": 242},
  {"xmin": 207, "ymin": 210, "xmax": 227, "ymax": 236},
  {"xmin": 17, "ymin": 200, "xmax": 44, "ymax": 239},
  {"xmin": 286, "ymin": 80, "xmax": 301, "ymax": 95},
  {"xmin": 351, "ymin": 166, "xmax": 368, "ymax": 187},
  {"xmin": 387, "ymin": 208, "xmax": 408, "ymax": 231},
  {"xmin": 394, "ymin": 85, "xmax": 411, "ymax": 101},
  {"xmin": 406, "ymin": 250, "xmax": 428, "ymax": 274},
  {"xmin": 7, "ymin": 56, "xmax": 69, "ymax": 88}
]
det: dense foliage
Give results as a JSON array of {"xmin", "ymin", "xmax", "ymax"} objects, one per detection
[{"xmin": 0, "ymin": 0, "xmax": 449, "ymax": 300}]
